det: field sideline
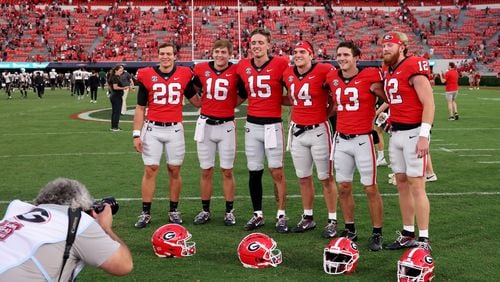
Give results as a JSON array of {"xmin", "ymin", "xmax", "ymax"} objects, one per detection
[{"xmin": 1, "ymin": 86, "xmax": 499, "ymax": 281}]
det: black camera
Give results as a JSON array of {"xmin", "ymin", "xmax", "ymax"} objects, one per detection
[{"xmin": 92, "ymin": 196, "xmax": 119, "ymax": 215}]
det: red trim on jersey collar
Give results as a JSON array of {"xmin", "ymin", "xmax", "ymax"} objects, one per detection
[
  {"xmin": 382, "ymin": 33, "xmax": 403, "ymax": 45},
  {"xmin": 295, "ymin": 41, "xmax": 314, "ymax": 55}
]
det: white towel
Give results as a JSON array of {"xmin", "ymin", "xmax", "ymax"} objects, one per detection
[
  {"xmin": 286, "ymin": 122, "xmax": 295, "ymax": 151},
  {"xmin": 264, "ymin": 124, "xmax": 278, "ymax": 149},
  {"xmin": 330, "ymin": 132, "xmax": 338, "ymax": 161},
  {"xmin": 194, "ymin": 116, "xmax": 207, "ymax": 142}
]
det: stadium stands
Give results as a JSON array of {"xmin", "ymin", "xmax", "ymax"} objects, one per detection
[{"xmin": 0, "ymin": 1, "xmax": 498, "ymax": 73}]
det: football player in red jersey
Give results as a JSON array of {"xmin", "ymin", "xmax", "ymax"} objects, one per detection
[
  {"xmin": 236, "ymin": 28, "xmax": 290, "ymax": 233},
  {"xmin": 132, "ymin": 43, "xmax": 200, "ymax": 229},
  {"xmin": 282, "ymin": 41, "xmax": 338, "ymax": 238},
  {"xmin": 439, "ymin": 62, "xmax": 460, "ymax": 121},
  {"xmin": 191, "ymin": 39, "xmax": 247, "ymax": 226},
  {"xmin": 327, "ymin": 41, "xmax": 386, "ymax": 250},
  {"xmin": 381, "ymin": 32, "xmax": 435, "ymax": 251}
]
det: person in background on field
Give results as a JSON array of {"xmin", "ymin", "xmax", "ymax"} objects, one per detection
[
  {"xmin": 191, "ymin": 39, "xmax": 247, "ymax": 226},
  {"xmin": 439, "ymin": 62, "xmax": 460, "ymax": 121},
  {"xmin": 3, "ymin": 71, "xmax": 13, "ymax": 99},
  {"xmin": 467, "ymin": 70, "xmax": 474, "ymax": 90},
  {"xmin": 108, "ymin": 65, "xmax": 129, "ymax": 131},
  {"xmin": 49, "ymin": 68, "xmax": 58, "ymax": 90},
  {"xmin": 236, "ymin": 28, "xmax": 290, "ymax": 233},
  {"xmin": 83, "ymin": 68, "xmax": 91, "ymax": 96},
  {"xmin": 328, "ymin": 40, "xmax": 385, "ymax": 250},
  {"xmin": 120, "ymin": 68, "xmax": 134, "ymax": 115},
  {"xmin": 99, "ymin": 68, "xmax": 107, "ymax": 89},
  {"xmin": 19, "ymin": 68, "xmax": 30, "ymax": 99},
  {"xmin": 34, "ymin": 71, "xmax": 45, "ymax": 99},
  {"xmin": 374, "ymin": 99, "xmax": 389, "ymax": 166},
  {"xmin": 73, "ymin": 68, "xmax": 85, "ymax": 100},
  {"xmin": 89, "ymin": 69, "xmax": 100, "ymax": 103},
  {"xmin": 0, "ymin": 178, "xmax": 133, "ymax": 281},
  {"xmin": 381, "ymin": 31, "xmax": 435, "ymax": 251},
  {"xmin": 473, "ymin": 70, "xmax": 481, "ymax": 90},
  {"xmin": 132, "ymin": 43, "xmax": 200, "ymax": 229}
]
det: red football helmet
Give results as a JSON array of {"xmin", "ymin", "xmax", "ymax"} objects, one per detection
[
  {"xmin": 237, "ymin": 233, "xmax": 282, "ymax": 268},
  {"xmin": 323, "ymin": 237, "xmax": 359, "ymax": 275},
  {"xmin": 398, "ymin": 247, "xmax": 434, "ymax": 282},
  {"xmin": 151, "ymin": 224, "xmax": 196, "ymax": 258}
]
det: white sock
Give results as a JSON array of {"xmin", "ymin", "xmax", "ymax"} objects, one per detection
[
  {"xmin": 419, "ymin": 229, "xmax": 429, "ymax": 238},
  {"xmin": 304, "ymin": 209, "xmax": 313, "ymax": 216},
  {"xmin": 328, "ymin": 212, "xmax": 337, "ymax": 221},
  {"xmin": 276, "ymin": 209, "xmax": 286, "ymax": 218},
  {"xmin": 377, "ymin": 150, "xmax": 384, "ymax": 159},
  {"xmin": 403, "ymin": 225, "xmax": 415, "ymax": 233},
  {"xmin": 254, "ymin": 210, "xmax": 263, "ymax": 217}
]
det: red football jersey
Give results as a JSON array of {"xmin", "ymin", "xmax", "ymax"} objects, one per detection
[
  {"xmin": 382, "ymin": 56, "xmax": 431, "ymax": 124},
  {"xmin": 283, "ymin": 62, "xmax": 334, "ymax": 125},
  {"xmin": 193, "ymin": 62, "xmax": 242, "ymax": 118},
  {"xmin": 236, "ymin": 56, "xmax": 289, "ymax": 118},
  {"xmin": 444, "ymin": 68, "xmax": 459, "ymax": 91},
  {"xmin": 328, "ymin": 67, "xmax": 382, "ymax": 134},
  {"xmin": 136, "ymin": 66, "xmax": 193, "ymax": 122}
]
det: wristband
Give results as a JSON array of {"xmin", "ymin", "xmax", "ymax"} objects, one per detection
[
  {"xmin": 419, "ymin": 123, "xmax": 431, "ymax": 138},
  {"xmin": 133, "ymin": 130, "xmax": 141, "ymax": 138}
]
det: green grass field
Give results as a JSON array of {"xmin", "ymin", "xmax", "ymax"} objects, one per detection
[{"xmin": 1, "ymin": 86, "xmax": 499, "ymax": 281}]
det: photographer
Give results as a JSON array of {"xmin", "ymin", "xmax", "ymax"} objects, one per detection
[{"xmin": 0, "ymin": 178, "xmax": 133, "ymax": 281}]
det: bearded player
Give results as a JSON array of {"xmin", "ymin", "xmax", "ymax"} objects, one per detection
[
  {"xmin": 236, "ymin": 28, "xmax": 290, "ymax": 233},
  {"xmin": 132, "ymin": 43, "xmax": 200, "ymax": 229},
  {"xmin": 283, "ymin": 41, "xmax": 338, "ymax": 238},
  {"xmin": 191, "ymin": 39, "xmax": 247, "ymax": 226},
  {"xmin": 327, "ymin": 41, "xmax": 386, "ymax": 250},
  {"xmin": 381, "ymin": 32, "xmax": 435, "ymax": 251}
]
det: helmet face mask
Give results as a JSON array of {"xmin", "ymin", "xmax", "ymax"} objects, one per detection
[
  {"xmin": 152, "ymin": 224, "xmax": 196, "ymax": 258},
  {"xmin": 397, "ymin": 248, "xmax": 434, "ymax": 282},
  {"xmin": 323, "ymin": 237, "xmax": 359, "ymax": 275},
  {"xmin": 238, "ymin": 233, "xmax": 282, "ymax": 268},
  {"xmin": 324, "ymin": 251, "xmax": 353, "ymax": 274},
  {"xmin": 398, "ymin": 262, "xmax": 424, "ymax": 281}
]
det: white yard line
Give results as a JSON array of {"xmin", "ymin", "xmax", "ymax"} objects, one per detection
[
  {"xmin": 458, "ymin": 154, "xmax": 492, "ymax": 157},
  {"xmin": 2, "ymin": 191, "xmax": 500, "ymax": 204}
]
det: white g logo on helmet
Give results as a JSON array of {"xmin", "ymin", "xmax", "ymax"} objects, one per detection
[
  {"xmin": 163, "ymin": 231, "xmax": 176, "ymax": 240},
  {"xmin": 247, "ymin": 242, "xmax": 261, "ymax": 252}
]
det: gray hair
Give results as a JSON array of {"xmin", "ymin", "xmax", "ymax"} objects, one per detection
[{"xmin": 33, "ymin": 178, "xmax": 94, "ymax": 210}]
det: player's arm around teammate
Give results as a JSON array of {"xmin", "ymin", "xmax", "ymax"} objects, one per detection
[
  {"xmin": 327, "ymin": 41, "xmax": 385, "ymax": 250},
  {"xmin": 381, "ymin": 32, "xmax": 434, "ymax": 251},
  {"xmin": 236, "ymin": 28, "xmax": 289, "ymax": 233},
  {"xmin": 283, "ymin": 41, "xmax": 338, "ymax": 238},
  {"xmin": 191, "ymin": 39, "xmax": 247, "ymax": 226},
  {"xmin": 132, "ymin": 43, "xmax": 199, "ymax": 229}
]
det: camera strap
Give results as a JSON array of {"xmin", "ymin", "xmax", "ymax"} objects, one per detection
[{"xmin": 58, "ymin": 207, "xmax": 82, "ymax": 282}]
